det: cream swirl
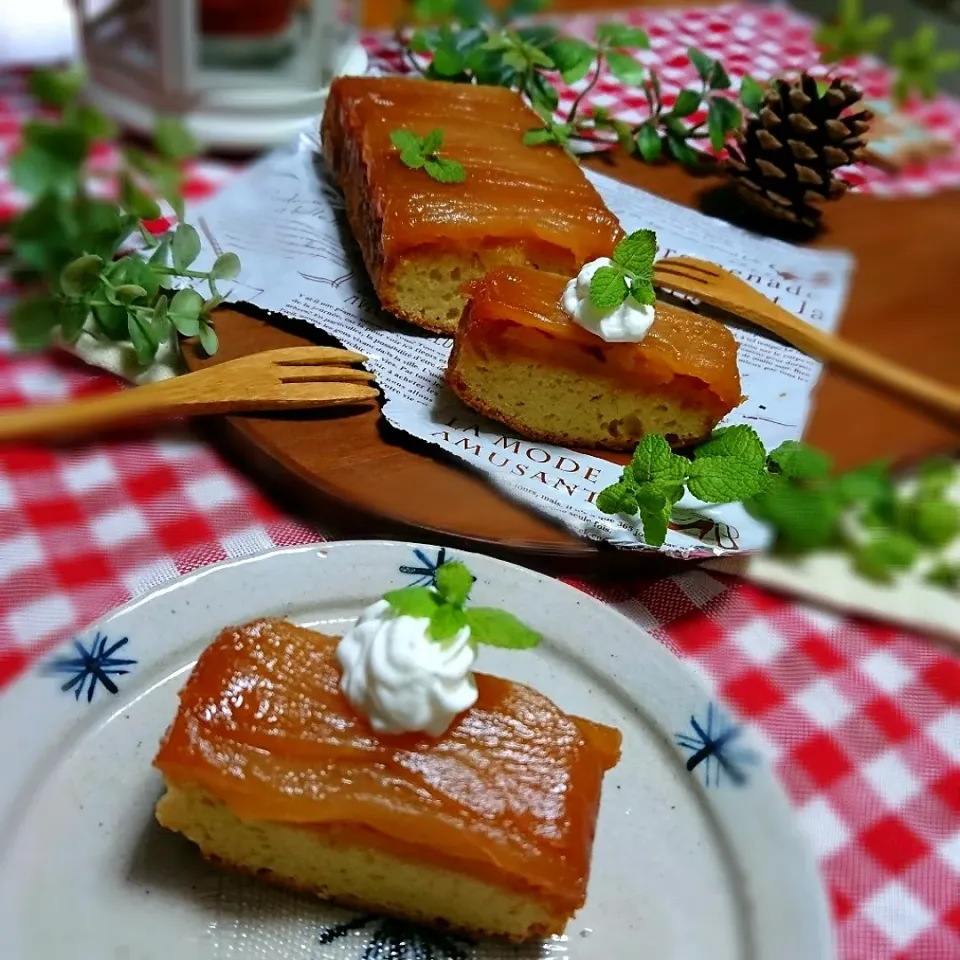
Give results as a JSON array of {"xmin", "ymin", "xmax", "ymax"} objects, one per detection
[
  {"xmin": 561, "ymin": 257, "xmax": 656, "ymax": 342},
  {"xmin": 336, "ymin": 599, "xmax": 478, "ymax": 737}
]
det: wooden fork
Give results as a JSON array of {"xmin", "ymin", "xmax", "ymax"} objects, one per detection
[
  {"xmin": 654, "ymin": 256, "xmax": 960, "ymax": 429},
  {"xmin": 0, "ymin": 347, "xmax": 379, "ymax": 443}
]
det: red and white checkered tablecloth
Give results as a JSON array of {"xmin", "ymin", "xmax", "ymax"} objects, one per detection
[{"xmin": 0, "ymin": 5, "xmax": 958, "ymax": 958}]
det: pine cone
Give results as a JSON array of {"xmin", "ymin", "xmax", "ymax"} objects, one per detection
[{"xmin": 725, "ymin": 75, "xmax": 872, "ymax": 231}]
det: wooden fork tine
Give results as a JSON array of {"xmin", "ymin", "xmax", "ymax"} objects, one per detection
[
  {"xmin": 273, "ymin": 382, "xmax": 380, "ymax": 404},
  {"xmin": 657, "ymin": 257, "xmax": 718, "ymax": 278},
  {"xmin": 277, "ymin": 366, "xmax": 377, "ymax": 383},
  {"xmin": 654, "ymin": 264, "xmax": 710, "ymax": 286},
  {"xmin": 266, "ymin": 346, "xmax": 368, "ymax": 366}
]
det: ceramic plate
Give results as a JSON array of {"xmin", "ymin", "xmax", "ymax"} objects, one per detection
[{"xmin": 0, "ymin": 542, "xmax": 832, "ymax": 960}]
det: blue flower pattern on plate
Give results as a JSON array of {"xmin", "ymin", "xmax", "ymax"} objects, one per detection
[
  {"xmin": 44, "ymin": 631, "xmax": 136, "ymax": 703},
  {"xmin": 318, "ymin": 914, "xmax": 469, "ymax": 960},
  {"xmin": 676, "ymin": 702, "xmax": 758, "ymax": 787},
  {"xmin": 398, "ymin": 548, "xmax": 449, "ymax": 587}
]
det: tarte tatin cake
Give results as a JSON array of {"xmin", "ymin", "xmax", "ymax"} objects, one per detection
[
  {"xmin": 447, "ymin": 266, "xmax": 743, "ymax": 450},
  {"xmin": 154, "ymin": 611, "xmax": 620, "ymax": 941},
  {"xmin": 321, "ymin": 76, "xmax": 623, "ymax": 334}
]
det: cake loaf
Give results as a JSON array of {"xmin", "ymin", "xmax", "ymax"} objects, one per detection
[
  {"xmin": 447, "ymin": 267, "xmax": 743, "ymax": 450},
  {"xmin": 154, "ymin": 618, "xmax": 621, "ymax": 941},
  {"xmin": 321, "ymin": 76, "xmax": 623, "ymax": 334}
]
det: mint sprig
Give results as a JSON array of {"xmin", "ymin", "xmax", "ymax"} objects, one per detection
[
  {"xmin": 384, "ymin": 560, "xmax": 542, "ymax": 648},
  {"xmin": 401, "ymin": 10, "xmax": 756, "ymax": 170},
  {"xmin": 814, "ymin": 0, "xmax": 959, "ymax": 106},
  {"xmin": 588, "ymin": 229, "xmax": 658, "ymax": 310},
  {"xmin": 598, "ymin": 426, "xmax": 960, "ymax": 589},
  {"xmin": 8, "ymin": 67, "xmax": 241, "ymax": 367},
  {"xmin": 390, "ymin": 128, "xmax": 466, "ymax": 183}
]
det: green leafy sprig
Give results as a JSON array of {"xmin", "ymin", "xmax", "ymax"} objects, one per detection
[
  {"xmin": 6, "ymin": 67, "xmax": 242, "ymax": 367},
  {"xmin": 390, "ymin": 129, "xmax": 466, "ymax": 183},
  {"xmin": 597, "ymin": 425, "xmax": 960, "ymax": 588},
  {"xmin": 815, "ymin": 0, "xmax": 960, "ymax": 105},
  {"xmin": 384, "ymin": 560, "xmax": 542, "ymax": 648},
  {"xmin": 566, "ymin": 40, "xmax": 744, "ymax": 167},
  {"xmin": 401, "ymin": 5, "xmax": 758, "ymax": 170},
  {"xmin": 589, "ymin": 229, "xmax": 657, "ymax": 309}
]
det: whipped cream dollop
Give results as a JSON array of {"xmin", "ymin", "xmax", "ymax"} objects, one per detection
[
  {"xmin": 336, "ymin": 599, "xmax": 478, "ymax": 737},
  {"xmin": 561, "ymin": 257, "xmax": 656, "ymax": 342}
]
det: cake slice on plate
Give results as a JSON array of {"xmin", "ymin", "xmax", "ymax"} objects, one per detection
[
  {"xmin": 154, "ymin": 572, "xmax": 621, "ymax": 941},
  {"xmin": 321, "ymin": 76, "xmax": 623, "ymax": 334}
]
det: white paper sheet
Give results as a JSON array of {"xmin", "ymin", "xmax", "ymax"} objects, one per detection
[{"xmin": 187, "ymin": 134, "xmax": 854, "ymax": 556}]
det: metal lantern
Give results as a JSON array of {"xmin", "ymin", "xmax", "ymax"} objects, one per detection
[{"xmin": 73, "ymin": 0, "xmax": 367, "ymax": 150}]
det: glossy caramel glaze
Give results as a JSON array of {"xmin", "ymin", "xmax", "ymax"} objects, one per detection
[
  {"xmin": 323, "ymin": 77, "xmax": 623, "ymax": 268},
  {"xmin": 154, "ymin": 619, "xmax": 621, "ymax": 915},
  {"xmin": 463, "ymin": 267, "xmax": 743, "ymax": 410}
]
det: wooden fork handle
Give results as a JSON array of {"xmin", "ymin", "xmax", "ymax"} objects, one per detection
[
  {"xmin": 0, "ymin": 377, "xmax": 203, "ymax": 443},
  {"xmin": 761, "ymin": 308, "xmax": 960, "ymax": 428},
  {"xmin": 0, "ymin": 375, "xmax": 377, "ymax": 444}
]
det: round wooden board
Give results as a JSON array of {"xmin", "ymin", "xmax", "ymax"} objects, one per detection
[{"xmin": 183, "ymin": 154, "xmax": 960, "ymax": 566}]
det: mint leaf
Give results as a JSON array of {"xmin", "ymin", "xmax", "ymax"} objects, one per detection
[
  {"xmin": 637, "ymin": 488, "xmax": 671, "ymax": 546},
  {"xmin": 429, "ymin": 604, "xmax": 469, "ymax": 641},
  {"xmin": 695, "ymin": 424, "xmax": 766, "ymax": 470},
  {"xmin": 435, "ymin": 560, "xmax": 474, "ymax": 606},
  {"xmin": 424, "ymin": 157, "xmax": 467, "ymax": 183},
  {"xmin": 925, "ymin": 560, "xmax": 960, "ymax": 589},
  {"xmin": 465, "ymin": 607, "xmax": 542, "ymax": 649},
  {"xmin": 630, "ymin": 434, "xmax": 676, "ymax": 482},
  {"xmin": 630, "ymin": 279, "xmax": 656, "ymax": 306},
  {"xmin": 904, "ymin": 498, "xmax": 960, "ymax": 548},
  {"xmin": 384, "ymin": 586, "xmax": 441, "ymax": 618},
  {"xmin": 390, "ymin": 129, "xmax": 422, "ymax": 154},
  {"xmin": 917, "ymin": 458, "xmax": 956, "ymax": 498},
  {"xmin": 596, "ymin": 480, "xmax": 639, "ymax": 516},
  {"xmin": 421, "ymin": 128, "xmax": 445, "ymax": 155},
  {"xmin": 768, "ymin": 440, "xmax": 832, "ymax": 481},
  {"xmin": 400, "ymin": 148, "xmax": 426, "ymax": 170},
  {"xmin": 751, "ymin": 484, "xmax": 842, "ymax": 552},
  {"xmin": 612, "ymin": 228, "xmax": 657, "ymax": 279},
  {"xmin": 834, "ymin": 462, "xmax": 892, "ymax": 506},
  {"xmin": 589, "ymin": 266, "xmax": 629, "ymax": 309},
  {"xmin": 687, "ymin": 456, "xmax": 764, "ymax": 503},
  {"xmin": 606, "ymin": 50, "xmax": 645, "ymax": 86},
  {"xmin": 853, "ymin": 532, "xmax": 919, "ymax": 582}
]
